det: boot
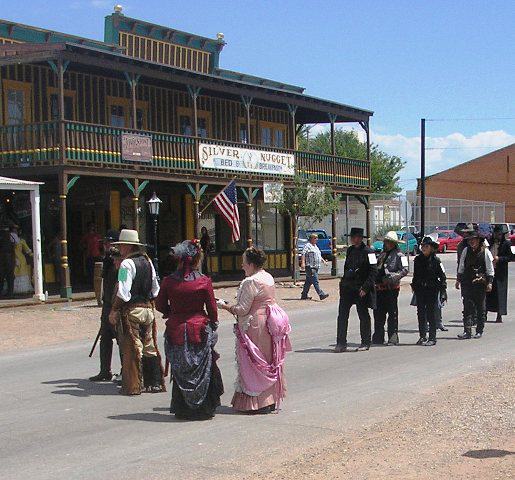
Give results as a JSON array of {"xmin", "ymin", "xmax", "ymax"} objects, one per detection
[
  {"xmin": 495, "ymin": 314, "xmax": 503, "ymax": 323},
  {"xmin": 142, "ymin": 356, "xmax": 164, "ymax": 393},
  {"xmin": 89, "ymin": 371, "xmax": 113, "ymax": 381}
]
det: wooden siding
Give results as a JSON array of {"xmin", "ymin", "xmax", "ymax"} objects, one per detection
[{"xmin": 0, "ymin": 63, "xmax": 290, "ymax": 144}]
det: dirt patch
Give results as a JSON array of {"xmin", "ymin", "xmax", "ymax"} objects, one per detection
[{"xmin": 247, "ymin": 360, "xmax": 515, "ymax": 480}]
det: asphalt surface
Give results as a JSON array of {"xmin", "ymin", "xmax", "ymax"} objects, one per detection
[{"xmin": 1, "ymin": 264, "xmax": 513, "ymax": 480}]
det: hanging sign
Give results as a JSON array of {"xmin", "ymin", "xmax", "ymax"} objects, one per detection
[
  {"xmin": 263, "ymin": 182, "xmax": 284, "ymax": 203},
  {"xmin": 121, "ymin": 133, "xmax": 153, "ymax": 163},
  {"xmin": 199, "ymin": 143, "xmax": 295, "ymax": 176}
]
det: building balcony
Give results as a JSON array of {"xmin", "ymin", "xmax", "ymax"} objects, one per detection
[{"xmin": 0, "ymin": 121, "xmax": 370, "ymax": 190}]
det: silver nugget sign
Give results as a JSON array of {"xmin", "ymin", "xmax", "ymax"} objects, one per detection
[
  {"xmin": 121, "ymin": 133, "xmax": 153, "ymax": 163},
  {"xmin": 199, "ymin": 143, "xmax": 295, "ymax": 176}
]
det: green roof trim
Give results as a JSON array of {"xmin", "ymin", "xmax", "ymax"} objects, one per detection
[
  {"xmin": 213, "ymin": 68, "xmax": 305, "ymax": 94},
  {"xmin": 0, "ymin": 19, "xmax": 120, "ymax": 53}
]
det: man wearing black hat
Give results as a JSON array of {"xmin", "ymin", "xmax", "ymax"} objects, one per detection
[
  {"xmin": 486, "ymin": 225, "xmax": 513, "ymax": 323},
  {"xmin": 89, "ymin": 230, "xmax": 121, "ymax": 381},
  {"xmin": 456, "ymin": 229, "xmax": 494, "ymax": 339},
  {"xmin": 335, "ymin": 227, "xmax": 377, "ymax": 352},
  {"xmin": 0, "ymin": 223, "xmax": 15, "ymax": 298}
]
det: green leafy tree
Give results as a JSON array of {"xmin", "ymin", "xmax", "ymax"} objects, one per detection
[
  {"xmin": 298, "ymin": 129, "xmax": 405, "ymax": 194},
  {"xmin": 277, "ymin": 175, "xmax": 341, "ymax": 280}
]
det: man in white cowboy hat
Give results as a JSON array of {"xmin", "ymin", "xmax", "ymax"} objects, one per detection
[
  {"xmin": 109, "ymin": 229, "xmax": 166, "ymax": 394},
  {"xmin": 456, "ymin": 228, "xmax": 494, "ymax": 340},
  {"xmin": 372, "ymin": 231, "xmax": 408, "ymax": 346}
]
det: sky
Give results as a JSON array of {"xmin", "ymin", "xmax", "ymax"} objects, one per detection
[{"xmin": 3, "ymin": 0, "xmax": 514, "ymax": 190}]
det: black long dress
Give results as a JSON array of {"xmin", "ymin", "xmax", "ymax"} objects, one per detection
[{"xmin": 486, "ymin": 239, "xmax": 513, "ymax": 316}]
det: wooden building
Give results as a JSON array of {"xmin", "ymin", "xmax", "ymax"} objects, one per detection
[{"xmin": 0, "ymin": 7, "xmax": 373, "ymax": 297}]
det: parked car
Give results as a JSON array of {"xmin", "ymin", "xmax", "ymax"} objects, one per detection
[
  {"xmin": 297, "ymin": 229, "xmax": 332, "ymax": 259},
  {"xmin": 372, "ymin": 231, "xmax": 418, "ymax": 254},
  {"xmin": 434, "ymin": 230, "xmax": 462, "ymax": 253}
]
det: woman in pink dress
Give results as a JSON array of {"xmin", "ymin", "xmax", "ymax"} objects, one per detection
[{"xmin": 220, "ymin": 247, "xmax": 291, "ymax": 414}]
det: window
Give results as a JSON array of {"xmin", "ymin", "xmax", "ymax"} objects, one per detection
[
  {"xmin": 260, "ymin": 121, "xmax": 287, "ymax": 148},
  {"xmin": 106, "ymin": 96, "xmax": 148, "ymax": 129},
  {"xmin": 47, "ymin": 87, "xmax": 76, "ymax": 121},
  {"xmin": 238, "ymin": 117, "xmax": 257, "ymax": 144},
  {"xmin": 177, "ymin": 107, "xmax": 211, "ymax": 138},
  {"xmin": 2, "ymin": 80, "xmax": 32, "ymax": 125},
  {"xmin": 252, "ymin": 201, "xmax": 286, "ymax": 251}
]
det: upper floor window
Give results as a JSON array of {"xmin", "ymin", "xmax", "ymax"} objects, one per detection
[
  {"xmin": 47, "ymin": 87, "xmax": 76, "ymax": 121},
  {"xmin": 106, "ymin": 96, "xmax": 148, "ymax": 130},
  {"xmin": 260, "ymin": 121, "xmax": 287, "ymax": 148},
  {"xmin": 177, "ymin": 107, "xmax": 211, "ymax": 138}
]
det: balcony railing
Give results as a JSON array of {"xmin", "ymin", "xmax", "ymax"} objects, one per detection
[{"xmin": 0, "ymin": 121, "xmax": 370, "ymax": 189}]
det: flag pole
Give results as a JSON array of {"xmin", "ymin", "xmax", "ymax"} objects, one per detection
[{"xmin": 198, "ymin": 178, "xmax": 236, "ymax": 217}]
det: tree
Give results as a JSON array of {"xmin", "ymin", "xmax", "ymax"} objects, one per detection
[
  {"xmin": 298, "ymin": 129, "xmax": 405, "ymax": 194},
  {"xmin": 277, "ymin": 175, "xmax": 341, "ymax": 281}
]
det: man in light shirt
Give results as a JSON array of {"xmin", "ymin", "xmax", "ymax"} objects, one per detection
[
  {"xmin": 109, "ymin": 229, "xmax": 165, "ymax": 395},
  {"xmin": 300, "ymin": 233, "xmax": 329, "ymax": 301}
]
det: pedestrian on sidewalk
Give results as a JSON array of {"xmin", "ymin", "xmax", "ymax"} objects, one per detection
[
  {"xmin": 486, "ymin": 225, "xmax": 513, "ymax": 323},
  {"xmin": 300, "ymin": 233, "xmax": 329, "ymax": 301},
  {"xmin": 109, "ymin": 229, "xmax": 166, "ymax": 395},
  {"xmin": 334, "ymin": 227, "xmax": 377, "ymax": 352},
  {"xmin": 456, "ymin": 229, "xmax": 494, "ymax": 340},
  {"xmin": 411, "ymin": 234, "xmax": 447, "ymax": 346},
  {"xmin": 89, "ymin": 230, "xmax": 121, "ymax": 382},
  {"xmin": 372, "ymin": 231, "xmax": 408, "ymax": 346},
  {"xmin": 219, "ymin": 246, "xmax": 291, "ymax": 413},
  {"xmin": 156, "ymin": 239, "xmax": 223, "ymax": 420}
]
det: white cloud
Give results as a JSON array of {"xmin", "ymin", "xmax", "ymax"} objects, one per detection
[{"xmin": 372, "ymin": 130, "xmax": 515, "ymax": 191}]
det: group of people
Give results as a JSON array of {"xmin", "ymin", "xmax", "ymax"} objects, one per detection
[
  {"xmin": 0, "ymin": 221, "xmax": 34, "ymax": 297},
  {"xmin": 89, "ymin": 228, "xmax": 291, "ymax": 420},
  {"xmin": 301, "ymin": 224, "xmax": 512, "ymax": 352}
]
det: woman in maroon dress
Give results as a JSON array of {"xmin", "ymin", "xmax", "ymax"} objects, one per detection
[{"xmin": 155, "ymin": 240, "xmax": 223, "ymax": 420}]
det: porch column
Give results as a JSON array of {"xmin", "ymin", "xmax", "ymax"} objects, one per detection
[
  {"xmin": 246, "ymin": 187, "xmax": 253, "ymax": 248},
  {"xmin": 288, "ymin": 104, "xmax": 298, "ymax": 150},
  {"xmin": 345, "ymin": 194, "xmax": 350, "ymax": 242},
  {"xmin": 30, "ymin": 187, "xmax": 44, "ymax": 301},
  {"xmin": 187, "ymin": 86, "xmax": 202, "ymax": 138},
  {"xmin": 124, "ymin": 73, "xmax": 141, "ymax": 129},
  {"xmin": 366, "ymin": 200, "xmax": 371, "ymax": 246},
  {"xmin": 328, "ymin": 113, "xmax": 337, "ymax": 155},
  {"xmin": 57, "ymin": 59, "xmax": 67, "ymax": 165},
  {"xmin": 331, "ymin": 192, "xmax": 338, "ymax": 276},
  {"xmin": 59, "ymin": 171, "xmax": 72, "ymax": 299},
  {"xmin": 241, "ymin": 96, "xmax": 253, "ymax": 143},
  {"xmin": 291, "ymin": 206, "xmax": 298, "ymax": 282},
  {"xmin": 133, "ymin": 178, "xmax": 140, "ymax": 231},
  {"xmin": 194, "ymin": 182, "xmax": 200, "ymax": 238}
]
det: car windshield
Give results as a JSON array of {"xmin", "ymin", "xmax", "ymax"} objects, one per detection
[{"xmin": 438, "ymin": 233, "xmax": 448, "ymax": 238}]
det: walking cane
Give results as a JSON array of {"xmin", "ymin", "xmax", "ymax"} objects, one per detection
[{"xmin": 89, "ymin": 327, "xmax": 101, "ymax": 357}]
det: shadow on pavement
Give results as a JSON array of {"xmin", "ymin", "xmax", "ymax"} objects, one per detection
[
  {"xmin": 463, "ymin": 449, "xmax": 514, "ymax": 459},
  {"xmin": 42, "ymin": 378, "xmax": 119, "ymax": 397}
]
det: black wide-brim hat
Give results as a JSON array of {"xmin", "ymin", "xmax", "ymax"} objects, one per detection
[
  {"xmin": 346, "ymin": 227, "xmax": 368, "ymax": 238},
  {"xmin": 104, "ymin": 229, "xmax": 120, "ymax": 242}
]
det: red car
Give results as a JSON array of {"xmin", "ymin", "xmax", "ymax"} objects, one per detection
[{"xmin": 435, "ymin": 230, "xmax": 462, "ymax": 253}]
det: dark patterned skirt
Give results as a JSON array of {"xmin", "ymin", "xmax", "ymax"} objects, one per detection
[{"xmin": 165, "ymin": 325, "xmax": 224, "ymax": 420}]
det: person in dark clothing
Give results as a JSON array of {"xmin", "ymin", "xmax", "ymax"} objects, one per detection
[
  {"xmin": 0, "ymin": 224, "xmax": 15, "ymax": 298},
  {"xmin": 456, "ymin": 230, "xmax": 494, "ymax": 339},
  {"xmin": 486, "ymin": 225, "xmax": 513, "ymax": 323},
  {"xmin": 411, "ymin": 234, "xmax": 447, "ymax": 346},
  {"xmin": 90, "ymin": 230, "xmax": 121, "ymax": 382},
  {"xmin": 372, "ymin": 231, "xmax": 408, "ymax": 346},
  {"xmin": 200, "ymin": 226, "xmax": 212, "ymax": 275},
  {"xmin": 335, "ymin": 227, "xmax": 377, "ymax": 352}
]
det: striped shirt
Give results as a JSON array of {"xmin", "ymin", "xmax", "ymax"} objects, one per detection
[{"xmin": 302, "ymin": 242, "xmax": 323, "ymax": 269}]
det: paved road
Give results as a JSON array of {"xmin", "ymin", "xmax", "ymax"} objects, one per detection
[{"xmin": 1, "ymin": 266, "xmax": 513, "ymax": 480}]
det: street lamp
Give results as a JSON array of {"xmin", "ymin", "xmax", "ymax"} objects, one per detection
[{"xmin": 146, "ymin": 192, "xmax": 162, "ymax": 277}]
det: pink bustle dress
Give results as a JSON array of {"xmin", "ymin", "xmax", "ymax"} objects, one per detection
[{"xmin": 231, "ymin": 269, "xmax": 291, "ymax": 412}]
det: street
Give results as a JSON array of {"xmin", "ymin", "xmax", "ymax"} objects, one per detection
[{"xmin": 0, "ymin": 264, "xmax": 513, "ymax": 480}]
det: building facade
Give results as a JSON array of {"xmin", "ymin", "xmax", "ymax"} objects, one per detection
[
  {"xmin": 0, "ymin": 7, "xmax": 373, "ymax": 296},
  {"xmin": 417, "ymin": 144, "xmax": 514, "ymax": 225}
]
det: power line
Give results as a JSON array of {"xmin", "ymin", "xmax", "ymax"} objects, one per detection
[
  {"xmin": 425, "ymin": 146, "xmax": 508, "ymax": 150},
  {"xmin": 426, "ymin": 117, "xmax": 515, "ymax": 122}
]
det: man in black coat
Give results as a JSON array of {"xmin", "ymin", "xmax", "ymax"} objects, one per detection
[
  {"xmin": 335, "ymin": 227, "xmax": 377, "ymax": 352},
  {"xmin": 89, "ymin": 230, "xmax": 121, "ymax": 381},
  {"xmin": 0, "ymin": 224, "xmax": 15, "ymax": 298},
  {"xmin": 486, "ymin": 225, "xmax": 513, "ymax": 323}
]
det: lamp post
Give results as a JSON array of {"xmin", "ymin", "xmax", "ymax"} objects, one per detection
[{"xmin": 147, "ymin": 192, "xmax": 162, "ymax": 278}]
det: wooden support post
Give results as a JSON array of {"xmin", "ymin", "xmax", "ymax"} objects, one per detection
[
  {"xmin": 246, "ymin": 187, "xmax": 253, "ymax": 248},
  {"xmin": 57, "ymin": 59, "xmax": 66, "ymax": 165},
  {"xmin": 366, "ymin": 203, "xmax": 371, "ymax": 247},
  {"xmin": 130, "ymin": 75, "xmax": 137, "ymax": 129},
  {"xmin": 30, "ymin": 187, "xmax": 44, "ymax": 301},
  {"xmin": 133, "ymin": 178, "xmax": 139, "ymax": 231},
  {"xmin": 328, "ymin": 113, "xmax": 337, "ymax": 156},
  {"xmin": 291, "ymin": 207, "xmax": 298, "ymax": 282},
  {"xmin": 331, "ymin": 192, "xmax": 338, "ymax": 276},
  {"xmin": 59, "ymin": 171, "xmax": 72, "ymax": 299},
  {"xmin": 193, "ymin": 182, "xmax": 200, "ymax": 238},
  {"xmin": 288, "ymin": 105, "xmax": 298, "ymax": 150}
]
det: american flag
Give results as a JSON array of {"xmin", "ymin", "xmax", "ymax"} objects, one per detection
[{"xmin": 213, "ymin": 180, "xmax": 240, "ymax": 242}]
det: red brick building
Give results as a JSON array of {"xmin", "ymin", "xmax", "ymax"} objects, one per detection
[{"xmin": 419, "ymin": 144, "xmax": 515, "ymax": 222}]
